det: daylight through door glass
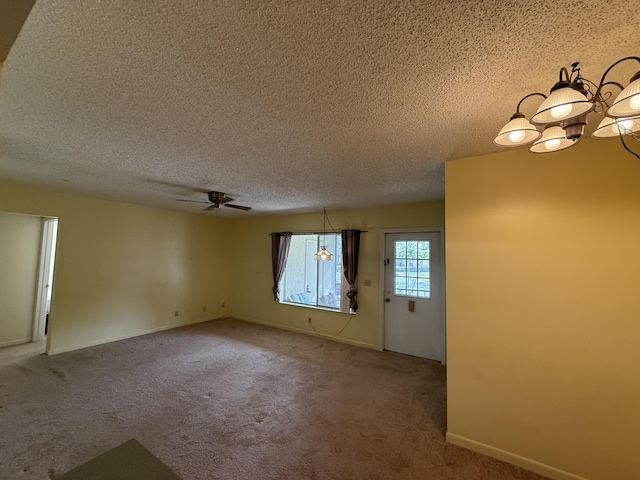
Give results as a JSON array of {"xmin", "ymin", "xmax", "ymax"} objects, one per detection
[{"xmin": 394, "ymin": 240, "xmax": 430, "ymax": 298}]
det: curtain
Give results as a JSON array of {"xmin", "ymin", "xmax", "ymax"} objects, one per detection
[
  {"xmin": 271, "ymin": 232, "xmax": 292, "ymax": 301},
  {"xmin": 341, "ymin": 229, "xmax": 361, "ymax": 312}
]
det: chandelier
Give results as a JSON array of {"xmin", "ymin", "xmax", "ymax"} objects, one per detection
[{"xmin": 494, "ymin": 57, "xmax": 640, "ymax": 158}]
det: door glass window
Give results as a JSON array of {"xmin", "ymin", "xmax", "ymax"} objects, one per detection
[{"xmin": 394, "ymin": 240, "xmax": 430, "ymax": 298}]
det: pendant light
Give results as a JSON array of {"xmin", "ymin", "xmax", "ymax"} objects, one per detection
[{"xmin": 314, "ymin": 208, "xmax": 333, "ymax": 261}]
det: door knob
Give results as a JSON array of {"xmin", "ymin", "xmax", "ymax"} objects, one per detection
[{"xmin": 385, "ymin": 298, "xmax": 390, "ymax": 303}]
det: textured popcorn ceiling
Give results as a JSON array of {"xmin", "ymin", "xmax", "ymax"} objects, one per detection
[{"xmin": 0, "ymin": 0, "xmax": 639, "ymax": 216}]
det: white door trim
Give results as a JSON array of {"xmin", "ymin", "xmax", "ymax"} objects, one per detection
[
  {"xmin": 32, "ymin": 217, "xmax": 58, "ymax": 343},
  {"xmin": 379, "ymin": 227, "xmax": 446, "ymax": 364}
]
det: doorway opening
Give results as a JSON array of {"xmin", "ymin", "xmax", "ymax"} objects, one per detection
[{"xmin": 33, "ymin": 217, "xmax": 58, "ymax": 350}]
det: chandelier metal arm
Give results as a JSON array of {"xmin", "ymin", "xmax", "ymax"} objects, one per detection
[
  {"xmin": 594, "ymin": 56, "xmax": 640, "ymax": 97},
  {"xmin": 558, "ymin": 67, "xmax": 571, "ymax": 83},
  {"xmin": 619, "ymin": 134, "xmax": 640, "ymax": 160},
  {"xmin": 516, "ymin": 92, "xmax": 547, "ymax": 113}
]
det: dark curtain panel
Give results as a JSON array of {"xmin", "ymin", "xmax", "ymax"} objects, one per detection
[
  {"xmin": 341, "ymin": 229, "xmax": 361, "ymax": 312},
  {"xmin": 271, "ymin": 232, "xmax": 292, "ymax": 301}
]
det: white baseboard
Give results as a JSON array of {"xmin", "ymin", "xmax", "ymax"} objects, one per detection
[
  {"xmin": 47, "ymin": 316, "xmax": 223, "ymax": 355},
  {"xmin": 0, "ymin": 337, "xmax": 31, "ymax": 348},
  {"xmin": 231, "ymin": 315, "xmax": 378, "ymax": 350},
  {"xmin": 445, "ymin": 432, "xmax": 590, "ymax": 480}
]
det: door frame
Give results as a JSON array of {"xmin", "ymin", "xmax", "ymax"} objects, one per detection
[
  {"xmin": 379, "ymin": 227, "xmax": 446, "ymax": 364},
  {"xmin": 32, "ymin": 217, "xmax": 58, "ymax": 343}
]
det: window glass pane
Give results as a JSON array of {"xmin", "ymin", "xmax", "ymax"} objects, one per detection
[
  {"xmin": 394, "ymin": 239, "xmax": 430, "ymax": 299},
  {"xmin": 418, "ymin": 260, "xmax": 430, "ymax": 278},
  {"xmin": 407, "ymin": 260, "xmax": 418, "ymax": 276},
  {"xmin": 418, "ymin": 241, "xmax": 430, "ymax": 259},
  {"xmin": 280, "ymin": 233, "xmax": 342, "ymax": 310},
  {"xmin": 317, "ymin": 234, "xmax": 339, "ymax": 308}
]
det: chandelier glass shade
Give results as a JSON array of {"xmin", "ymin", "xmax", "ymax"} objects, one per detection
[
  {"xmin": 494, "ymin": 57, "xmax": 640, "ymax": 157},
  {"xmin": 493, "ymin": 113, "xmax": 541, "ymax": 147},
  {"xmin": 530, "ymin": 85, "xmax": 594, "ymax": 125},
  {"xmin": 592, "ymin": 116, "xmax": 640, "ymax": 139},
  {"xmin": 607, "ymin": 72, "xmax": 640, "ymax": 118},
  {"xmin": 529, "ymin": 126, "xmax": 577, "ymax": 153}
]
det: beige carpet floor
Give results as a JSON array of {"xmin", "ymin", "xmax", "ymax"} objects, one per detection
[{"xmin": 0, "ymin": 318, "xmax": 547, "ymax": 480}]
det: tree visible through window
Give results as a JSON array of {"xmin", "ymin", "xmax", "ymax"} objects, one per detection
[{"xmin": 280, "ymin": 233, "xmax": 344, "ymax": 310}]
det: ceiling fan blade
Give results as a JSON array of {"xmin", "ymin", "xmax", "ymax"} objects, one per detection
[
  {"xmin": 224, "ymin": 204, "xmax": 252, "ymax": 211},
  {"xmin": 177, "ymin": 199, "xmax": 210, "ymax": 204}
]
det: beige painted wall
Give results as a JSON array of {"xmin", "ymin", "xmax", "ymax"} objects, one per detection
[
  {"xmin": 0, "ymin": 182, "xmax": 233, "ymax": 354},
  {"xmin": 229, "ymin": 201, "xmax": 444, "ymax": 348},
  {"xmin": 0, "ymin": 212, "xmax": 41, "ymax": 346},
  {"xmin": 445, "ymin": 139, "xmax": 640, "ymax": 480}
]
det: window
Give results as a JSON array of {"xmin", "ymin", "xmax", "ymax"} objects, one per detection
[
  {"xmin": 394, "ymin": 240, "xmax": 430, "ymax": 298},
  {"xmin": 280, "ymin": 233, "xmax": 345, "ymax": 311}
]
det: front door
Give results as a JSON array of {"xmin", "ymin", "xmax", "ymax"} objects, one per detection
[{"xmin": 384, "ymin": 232, "xmax": 442, "ymax": 361}]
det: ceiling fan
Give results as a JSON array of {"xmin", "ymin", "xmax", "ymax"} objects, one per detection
[{"xmin": 176, "ymin": 191, "xmax": 252, "ymax": 211}]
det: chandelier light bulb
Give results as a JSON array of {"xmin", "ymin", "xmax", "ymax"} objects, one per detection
[
  {"xmin": 550, "ymin": 103, "xmax": 573, "ymax": 119},
  {"xmin": 544, "ymin": 138, "xmax": 562, "ymax": 151},
  {"xmin": 509, "ymin": 130, "xmax": 526, "ymax": 143},
  {"xmin": 629, "ymin": 94, "xmax": 640, "ymax": 111},
  {"xmin": 612, "ymin": 119, "xmax": 634, "ymax": 135}
]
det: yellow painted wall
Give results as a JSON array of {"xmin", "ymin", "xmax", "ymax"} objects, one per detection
[
  {"xmin": 445, "ymin": 139, "xmax": 640, "ymax": 480},
  {"xmin": 229, "ymin": 201, "xmax": 444, "ymax": 348},
  {"xmin": 0, "ymin": 182, "xmax": 232, "ymax": 354},
  {"xmin": 0, "ymin": 212, "xmax": 41, "ymax": 346}
]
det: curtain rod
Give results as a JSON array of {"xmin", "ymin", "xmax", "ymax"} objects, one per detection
[{"xmin": 269, "ymin": 230, "xmax": 368, "ymax": 236}]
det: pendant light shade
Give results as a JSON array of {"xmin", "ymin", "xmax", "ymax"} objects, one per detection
[
  {"xmin": 529, "ymin": 126, "xmax": 577, "ymax": 153},
  {"xmin": 531, "ymin": 85, "xmax": 594, "ymax": 125},
  {"xmin": 592, "ymin": 116, "xmax": 640, "ymax": 139},
  {"xmin": 493, "ymin": 113, "xmax": 541, "ymax": 147},
  {"xmin": 314, "ymin": 246, "xmax": 333, "ymax": 261},
  {"xmin": 606, "ymin": 71, "xmax": 640, "ymax": 119},
  {"xmin": 315, "ymin": 208, "xmax": 333, "ymax": 261}
]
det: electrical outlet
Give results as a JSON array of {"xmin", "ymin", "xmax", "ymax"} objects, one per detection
[
  {"xmin": 174, "ymin": 310, "xmax": 179, "ymax": 317},
  {"xmin": 202, "ymin": 306, "xmax": 206, "ymax": 312},
  {"xmin": 364, "ymin": 279, "xmax": 372, "ymax": 287},
  {"xmin": 222, "ymin": 302, "xmax": 226, "ymax": 308}
]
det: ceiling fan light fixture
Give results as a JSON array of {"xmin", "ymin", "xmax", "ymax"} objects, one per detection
[
  {"xmin": 529, "ymin": 126, "xmax": 577, "ymax": 153},
  {"xmin": 606, "ymin": 71, "xmax": 640, "ymax": 118},
  {"xmin": 493, "ymin": 112, "xmax": 541, "ymax": 147},
  {"xmin": 531, "ymin": 84, "xmax": 594, "ymax": 125}
]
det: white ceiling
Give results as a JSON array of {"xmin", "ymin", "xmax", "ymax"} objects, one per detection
[{"xmin": 1, "ymin": 0, "xmax": 639, "ymax": 216}]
